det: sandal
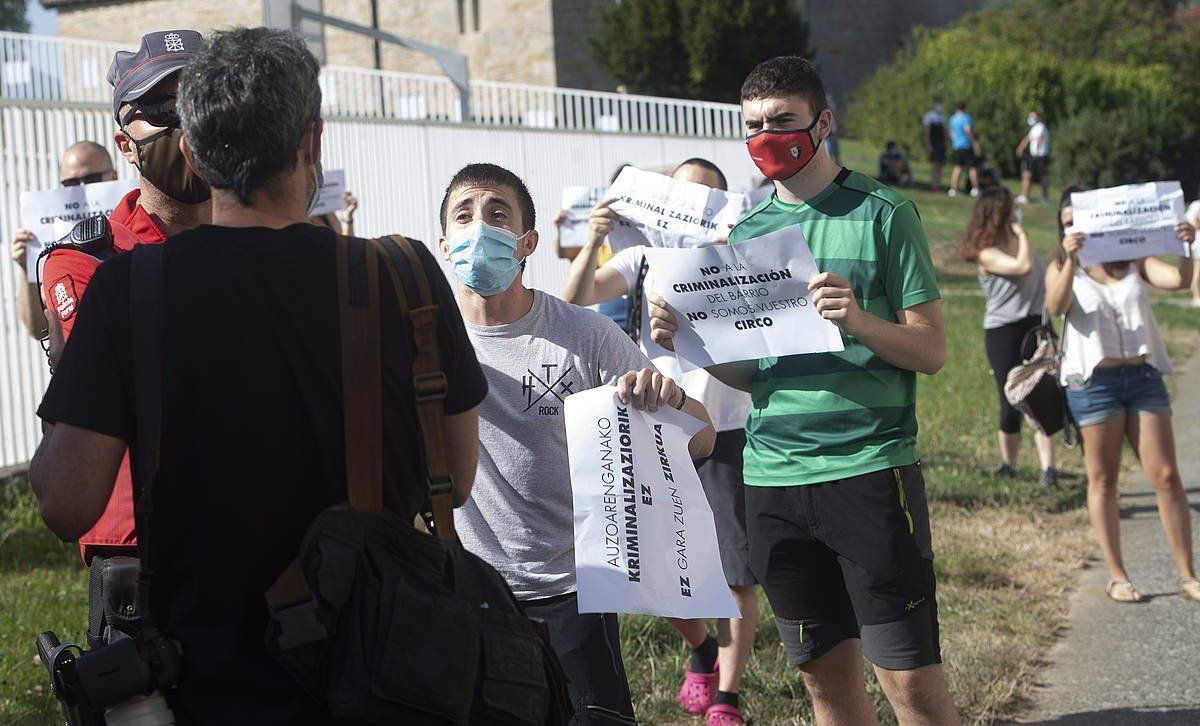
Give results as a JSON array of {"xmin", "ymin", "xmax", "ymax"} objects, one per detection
[
  {"xmin": 676, "ymin": 663, "xmax": 719, "ymax": 715},
  {"xmin": 706, "ymin": 702, "xmax": 745, "ymax": 725},
  {"xmin": 1181, "ymin": 579, "xmax": 1200, "ymax": 603},
  {"xmin": 1105, "ymin": 579, "xmax": 1144, "ymax": 603}
]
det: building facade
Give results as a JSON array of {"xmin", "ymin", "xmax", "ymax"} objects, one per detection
[{"xmin": 44, "ymin": 0, "xmax": 987, "ymax": 96}]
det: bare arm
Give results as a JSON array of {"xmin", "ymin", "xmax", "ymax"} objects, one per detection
[
  {"xmin": 1137, "ymin": 223, "xmax": 1194, "ymax": 290},
  {"xmin": 563, "ymin": 199, "xmax": 628, "ymax": 305},
  {"xmin": 809, "ymin": 273, "xmax": 945, "ymax": 374},
  {"xmin": 11, "ymin": 229, "xmax": 46, "ymax": 339},
  {"xmin": 1044, "ymin": 235, "xmax": 1081, "ymax": 316},
  {"xmin": 552, "ymin": 208, "xmax": 583, "ymax": 261},
  {"xmin": 976, "ymin": 223, "xmax": 1033, "ymax": 277},
  {"xmin": 443, "ymin": 407, "xmax": 479, "ymax": 507},
  {"xmin": 616, "ymin": 367, "xmax": 716, "ymax": 459},
  {"xmin": 1015, "ymin": 134, "xmax": 1030, "ymax": 158},
  {"xmin": 29, "ymin": 423, "xmax": 126, "ymax": 541},
  {"xmin": 646, "ymin": 292, "xmax": 755, "ymax": 391}
]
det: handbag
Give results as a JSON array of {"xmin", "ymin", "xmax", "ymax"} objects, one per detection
[
  {"xmin": 263, "ymin": 234, "xmax": 572, "ymax": 725},
  {"xmin": 1003, "ymin": 310, "xmax": 1077, "ymax": 447}
]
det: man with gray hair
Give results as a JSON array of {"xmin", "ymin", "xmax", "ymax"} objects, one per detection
[{"xmin": 30, "ymin": 27, "xmax": 487, "ymax": 723}]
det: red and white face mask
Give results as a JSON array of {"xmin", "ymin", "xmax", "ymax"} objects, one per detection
[{"xmin": 745, "ymin": 115, "xmax": 822, "ymax": 181}]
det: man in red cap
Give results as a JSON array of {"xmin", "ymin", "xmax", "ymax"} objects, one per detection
[{"xmin": 39, "ymin": 29, "xmax": 210, "ymax": 648}]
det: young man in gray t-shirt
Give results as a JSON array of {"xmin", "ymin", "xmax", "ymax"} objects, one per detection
[{"xmin": 438, "ymin": 163, "xmax": 716, "ymax": 724}]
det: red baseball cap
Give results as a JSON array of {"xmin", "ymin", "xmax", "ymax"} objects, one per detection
[{"xmin": 107, "ymin": 30, "xmax": 204, "ymax": 123}]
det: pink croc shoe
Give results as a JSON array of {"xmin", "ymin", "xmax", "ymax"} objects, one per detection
[
  {"xmin": 706, "ymin": 703, "xmax": 745, "ymax": 725},
  {"xmin": 675, "ymin": 663, "xmax": 719, "ymax": 714}
]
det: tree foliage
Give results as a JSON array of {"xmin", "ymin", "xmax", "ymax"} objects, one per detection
[
  {"xmin": 0, "ymin": 0, "xmax": 28, "ymax": 33},
  {"xmin": 844, "ymin": 0, "xmax": 1200, "ymax": 193},
  {"xmin": 590, "ymin": 0, "xmax": 812, "ymax": 103}
]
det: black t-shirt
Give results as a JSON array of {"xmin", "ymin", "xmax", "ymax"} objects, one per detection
[{"xmin": 38, "ymin": 224, "xmax": 487, "ymax": 725}]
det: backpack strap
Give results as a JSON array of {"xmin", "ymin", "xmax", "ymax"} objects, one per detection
[
  {"xmin": 376, "ymin": 236, "xmax": 456, "ymax": 543},
  {"xmin": 339, "ymin": 234, "xmax": 384, "ymax": 512}
]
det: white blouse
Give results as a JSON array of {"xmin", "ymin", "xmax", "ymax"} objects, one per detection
[{"xmin": 1060, "ymin": 266, "xmax": 1171, "ymax": 386}]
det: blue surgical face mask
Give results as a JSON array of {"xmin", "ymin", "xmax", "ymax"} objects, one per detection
[
  {"xmin": 1027, "ymin": 115, "xmax": 1036, "ymax": 127},
  {"xmin": 447, "ymin": 220, "xmax": 526, "ymax": 296}
]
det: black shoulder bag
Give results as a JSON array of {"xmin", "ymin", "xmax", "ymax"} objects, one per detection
[{"xmin": 261, "ymin": 235, "xmax": 572, "ymax": 725}]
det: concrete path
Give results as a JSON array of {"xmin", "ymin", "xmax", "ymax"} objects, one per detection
[{"xmin": 1015, "ymin": 356, "xmax": 1200, "ymax": 724}]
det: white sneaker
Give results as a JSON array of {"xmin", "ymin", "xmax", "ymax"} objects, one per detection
[
  {"xmin": 1015, "ymin": 194, "xmax": 1029, "ymax": 204},
  {"xmin": 947, "ymin": 189, "xmax": 958, "ymax": 197},
  {"xmin": 970, "ymin": 188, "xmax": 981, "ymax": 198}
]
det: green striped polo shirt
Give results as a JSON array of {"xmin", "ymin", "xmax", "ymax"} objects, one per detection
[{"xmin": 729, "ymin": 169, "xmax": 940, "ymax": 486}]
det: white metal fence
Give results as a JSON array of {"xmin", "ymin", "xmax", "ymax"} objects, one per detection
[
  {"xmin": 0, "ymin": 29, "xmax": 755, "ymax": 471},
  {"xmin": 1, "ymin": 31, "xmax": 744, "ymax": 138}
]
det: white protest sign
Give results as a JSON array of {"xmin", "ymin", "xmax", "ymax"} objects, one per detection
[
  {"xmin": 605, "ymin": 167, "xmax": 745, "ymax": 252},
  {"xmin": 558, "ymin": 185, "xmax": 606, "ymax": 248},
  {"xmin": 644, "ymin": 226, "xmax": 844, "ymax": 370},
  {"xmin": 308, "ymin": 169, "xmax": 347, "ymax": 217},
  {"xmin": 1071, "ymin": 182, "xmax": 1187, "ymax": 267},
  {"xmin": 20, "ymin": 178, "xmax": 137, "ymax": 282},
  {"xmin": 566, "ymin": 386, "xmax": 739, "ymax": 619}
]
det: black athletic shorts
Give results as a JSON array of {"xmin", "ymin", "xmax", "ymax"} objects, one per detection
[
  {"xmin": 746, "ymin": 463, "xmax": 941, "ymax": 671},
  {"xmin": 953, "ymin": 147, "xmax": 977, "ymax": 167},
  {"xmin": 696, "ymin": 429, "xmax": 755, "ymax": 588},
  {"xmin": 521, "ymin": 592, "xmax": 636, "ymax": 725},
  {"xmin": 1021, "ymin": 154, "xmax": 1049, "ymax": 182}
]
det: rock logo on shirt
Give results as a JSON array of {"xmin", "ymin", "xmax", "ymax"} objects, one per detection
[{"xmin": 521, "ymin": 363, "xmax": 576, "ymax": 416}]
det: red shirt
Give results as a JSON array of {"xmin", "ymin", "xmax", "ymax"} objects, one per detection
[{"xmin": 41, "ymin": 189, "xmax": 167, "ymax": 560}]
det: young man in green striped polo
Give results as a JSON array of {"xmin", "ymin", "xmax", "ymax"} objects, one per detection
[{"xmin": 648, "ymin": 56, "xmax": 959, "ymax": 725}]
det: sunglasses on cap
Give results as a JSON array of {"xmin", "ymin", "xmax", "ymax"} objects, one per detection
[
  {"xmin": 119, "ymin": 94, "xmax": 180, "ymax": 130},
  {"xmin": 61, "ymin": 170, "xmax": 114, "ymax": 187}
]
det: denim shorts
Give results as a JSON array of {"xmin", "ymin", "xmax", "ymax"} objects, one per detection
[{"xmin": 1065, "ymin": 363, "xmax": 1171, "ymax": 427}]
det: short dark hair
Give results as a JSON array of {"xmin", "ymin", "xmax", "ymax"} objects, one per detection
[
  {"xmin": 672, "ymin": 158, "xmax": 728, "ymax": 191},
  {"xmin": 956, "ymin": 101, "xmax": 966, "ymax": 111},
  {"xmin": 439, "ymin": 163, "xmax": 536, "ymax": 234},
  {"xmin": 177, "ymin": 28, "xmax": 322, "ymax": 206},
  {"xmin": 740, "ymin": 56, "xmax": 828, "ymax": 117}
]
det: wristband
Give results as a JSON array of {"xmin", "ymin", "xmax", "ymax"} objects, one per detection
[{"xmin": 673, "ymin": 387, "xmax": 687, "ymax": 411}]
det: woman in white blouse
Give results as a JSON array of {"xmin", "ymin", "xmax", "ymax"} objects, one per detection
[{"xmin": 1045, "ymin": 185, "xmax": 1199, "ymax": 603}]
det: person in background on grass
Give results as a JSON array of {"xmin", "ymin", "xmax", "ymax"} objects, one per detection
[
  {"xmin": 1015, "ymin": 111, "xmax": 1050, "ymax": 205},
  {"xmin": 553, "ymin": 165, "xmax": 633, "ymax": 335},
  {"xmin": 441, "ymin": 162, "xmax": 716, "ymax": 724},
  {"xmin": 563, "ymin": 158, "xmax": 757, "ymax": 726},
  {"xmin": 1187, "ymin": 189, "xmax": 1200, "ymax": 307},
  {"xmin": 1045, "ymin": 185, "xmax": 1200, "ymax": 604},
  {"xmin": 307, "ymin": 190, "xmax": 358, "ymax": 235},
  {"xmin": 9, "ymin": 141, "xmax": 118, "ymax": 340},
  {"xmin": 923, "ymin": 96, "xmax": 948, "ymax": 192},
  {"xmin": 959, "ymin": 186, "xmax": 1058, "ymax": 487},
  {"xmin": 878, "ymin": 141, "xmax": 912, "ymax": 186},
  {"xmin": 651, "ymin": 56, "xmax": 959, "ymax": 725},
  {"xmin": 948, "ymin": 101, "xmax": 981, "ymax": 198}
]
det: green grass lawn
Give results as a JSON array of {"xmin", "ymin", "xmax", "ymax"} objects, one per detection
[{"xmin": 3, "ymin": 139, "xmax": 1198, "ymax": 724}]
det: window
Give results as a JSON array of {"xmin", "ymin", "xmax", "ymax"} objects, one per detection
[
  {"xmin": 472, "ymin": 0, "xmax": 481, "ymax": 31},
  {"xmin": 457, "ymin": 0, "xmax": 466, "ymax": 33}
]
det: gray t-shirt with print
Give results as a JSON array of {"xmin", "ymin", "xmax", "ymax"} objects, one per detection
[{"xmin": 456, "ymin": 289, "xmax": 652, "ymax": 600}]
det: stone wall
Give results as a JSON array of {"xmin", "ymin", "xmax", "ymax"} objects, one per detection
[
  {"xmin": 799, "ymin": 0, "xmax": 989, "ymax": 103},
  {"xmin": 54, "ymin": 0, "xmax": 559, "ymax": 87}
]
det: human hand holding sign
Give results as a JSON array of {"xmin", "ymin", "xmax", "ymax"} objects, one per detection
[
  {"xmin": 647, "ymin": 292, "xmax": 677, "ymax": 352},
  {"xmin": 615, "ymin": 367, "xmax": 682, "ymax": 413},
  {"xmin": 11, "ymin": 229, "xmax": 34, "ymax": 270},
  {"xmin": 809, "ymin": 272, "xmax": 863, "ymax": 335},
  {"xmin": 587, "ymin": 197, "xmax": 619, "ymax": 248},
  {"xmin": 1175, "ymin": 220, "xmax": 1195, "ymax": 245}
]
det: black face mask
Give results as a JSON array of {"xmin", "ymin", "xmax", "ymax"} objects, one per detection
[{"xmin": 128, "ymin": 126, "xmax": 211, "ymax": 204}]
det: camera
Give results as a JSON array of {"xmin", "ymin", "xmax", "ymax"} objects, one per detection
[{"xmin": 37, "ymin": 628, "xmax": 182, "ymax": 726}]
